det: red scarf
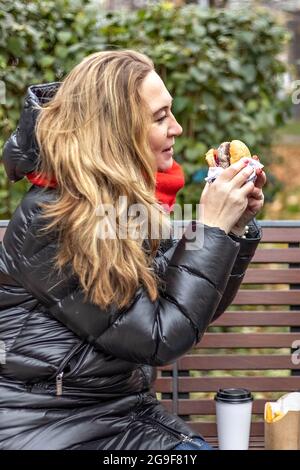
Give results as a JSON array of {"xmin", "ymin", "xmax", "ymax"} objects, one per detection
[
  {"xmin": 154, "ymin": 160, "xmax": 185, "ymax": 212},
  {"xmin": 26, "ymin": 160, "xmax": 185, "ymax": 212}
]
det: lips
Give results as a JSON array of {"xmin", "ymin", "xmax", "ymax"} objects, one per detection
[
  {"xmin": 162, "ymin": 143, "xmax": 174, "ymax": 152},
  {"xmin": 162, "ymin": 147, "xmax": 174, "ymax": 158}
]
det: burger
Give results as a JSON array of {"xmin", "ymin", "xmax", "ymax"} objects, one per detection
[{"xmin": 205, "ymin": 140, "xmax": 251, "ymax": 169}]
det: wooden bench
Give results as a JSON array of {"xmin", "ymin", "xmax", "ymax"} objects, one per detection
[
  {"xmin": 155, "ymin": 220, "xmax": 300, "ymax": 450},
  {"xmin": 1, "ymin": 219, "xmax": 300, "ymax": 449}
]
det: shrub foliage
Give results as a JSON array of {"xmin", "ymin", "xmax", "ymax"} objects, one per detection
[{"xmin": 0, "ymin": 0, "xmax": 290, "ymax": 217}]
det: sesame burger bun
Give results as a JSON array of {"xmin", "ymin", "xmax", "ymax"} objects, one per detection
[
  {"xmin": 205, "ymin": 140, "xmax": 251, "ymax": 168},
  {"xmin": 229, "ymin": 140, "xmax": 251, "ymax": 164}
]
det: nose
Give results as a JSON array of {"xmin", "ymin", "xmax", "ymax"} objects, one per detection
[{"xmin": 168, "ymin": 113, "xmax": 183, "ymax": 137}]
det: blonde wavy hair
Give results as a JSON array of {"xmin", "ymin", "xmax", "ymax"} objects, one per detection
[{"xmin": 36, "ymin": 50, "xmax": 169, "ymax": 309}]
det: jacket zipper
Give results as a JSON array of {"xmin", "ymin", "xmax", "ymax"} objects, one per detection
[
  {"xmin": 53, "ymin": 344, "xmax": 90, "ymax": 396},
  {"xmin": 29, "ymin": 342, "xmax": 85, "ymax": 396},
  {"xmin": 53, "ymin": 342, "xmax": 86, "ymax": 396},
  {"xmin": 56, "ymin": 372, "xmax": 64, "ymax": 396},
  {"xmin": 141, "ymin": 416, "xmax": 204, "ymax": 448}
]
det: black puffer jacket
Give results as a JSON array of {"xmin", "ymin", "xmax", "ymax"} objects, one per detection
[{"xmin": 0, "ymin": 83, "xmax": 261, "ymax": 450}]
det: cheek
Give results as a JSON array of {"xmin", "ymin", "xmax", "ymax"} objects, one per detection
[{"xmin": 148, "ymin": 126, "xmax": 165, "ymax": 151}]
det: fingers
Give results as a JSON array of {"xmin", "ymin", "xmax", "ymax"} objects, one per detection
[
  {"xmin": 231, "ymin": 166, "xmax": 266, "ymax": 191},
  {"xmin": 202, "ymin": 182, "xmax": 210, "ymax": 196},
  {"xmin": 254, "ymin": 170, "xmax": 267, "ymax": 189},
  {"xmin": 246, "ymin": 198, "xmax": 264, "ymax": 216},
  {"xmin": 230, "ymin": 164, "xmax": 255, "ymax": 188},
  {"xmin": 219, "ymin": 158, "xmax": 250, "ymax": 182},
  {"xmin": 250, "ymin": 187, "xmax": 264, "ymax": 200},
  {"xmin": 240, "ymin": 180, "xmax": 255, "ymax": 197}
]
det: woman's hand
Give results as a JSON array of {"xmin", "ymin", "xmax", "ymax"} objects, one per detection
[
  {"xmin": 230, "ymin": 156, "xmax": 266, "ymax": 236},
  {"xmin": 199, "ymin": 158, "xmax": 256, "ymax": 234}
]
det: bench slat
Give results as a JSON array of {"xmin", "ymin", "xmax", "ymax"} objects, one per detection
[
  {"xmin": 0, "ymin": 227, "xmax": 5, "ymax": 243},
  {"xmin": 197, "ymin": 332, "xmax": 300, "ymax": 348},
  {"xmin": 160, "ymin": 354, "xmax": 300, "ymax": 370},
  {"xmin": 233, "ymin": 290, "xmax": 300, "ymax": 305},
  {"xmin": 193, "ymin": 436, "xmax": 264, "ymax": 449},
  {"xmin": 187, "ymin": 421, "xmax": 264, "ymax": 437},
  {"xmin": 261, "ymin": 227, "xmax": 300, "ymax": 243},
  {"xmin": 252, "ymin": 248, "xmax": 300, "ymax": 263},
  {"xmin": 161, "ymin": 398, "xmax": 266, "ymax": 415},
  {"xmin": 155, "ymin": 376, "xmax": 300, "ymax": 393},
  {"xmin": 2, "ymin": 226, "xmax": 300, "ymax": 244},
  {"xmin": 243, "ymin": 269, "xmax": 300, "ymax": 283},
  {"xmin": 212, "ymin": 311, "xmax": 300, "ymax": 326},
  {"xmin": 1, "ymin": 227, "xmax": 300, "ymax": 245}
]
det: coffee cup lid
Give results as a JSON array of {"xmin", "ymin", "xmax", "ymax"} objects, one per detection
[{"xmin": 214, "ymin": 388, "xmax": 253, "ymax": 403}]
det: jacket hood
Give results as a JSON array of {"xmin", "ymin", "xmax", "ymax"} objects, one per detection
[{"xmin": 2, "ymin": 82, "xmax": 60, "ymax": 182}]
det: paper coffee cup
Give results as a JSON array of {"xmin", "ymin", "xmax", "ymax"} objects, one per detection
[{"xmin": 215, "ymin": 388, "xmax": 253, "ymax": 450}]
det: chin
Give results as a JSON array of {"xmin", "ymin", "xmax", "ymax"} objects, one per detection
[{"xmin": 157, "ymin": 157, "xmax": 173, "ymax": 172}]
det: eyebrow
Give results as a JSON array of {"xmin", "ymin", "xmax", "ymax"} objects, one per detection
[{"xmin": 153, "ymin": 99, "xmax": 173, "ymax": 116}]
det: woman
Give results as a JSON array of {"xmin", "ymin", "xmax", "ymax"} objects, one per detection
[{"xmin": 0, "ymin": 50, "xmax": 265, "ymax": 450}]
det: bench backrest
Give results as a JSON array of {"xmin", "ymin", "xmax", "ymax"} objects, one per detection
[
  {"xmin": 155, "ymin": 221, "xmax": 300, "ymax": 448},
  {"xmin": 1, "ymin": 220, "xmax": 300, "ymax": 447}
]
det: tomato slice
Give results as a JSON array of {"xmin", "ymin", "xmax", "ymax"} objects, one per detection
[{"xmin": 213, "ymin": 149, "xmax": 220, "ymax": 166}]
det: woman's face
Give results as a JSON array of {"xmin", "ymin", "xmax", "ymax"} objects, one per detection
[{"xmin": 140, "ymin": 71, "xmax": 183, "ymax": 171}]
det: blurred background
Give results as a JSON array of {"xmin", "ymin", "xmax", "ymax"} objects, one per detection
[{"xmin": 1, "ymin": 0, "xmax": 300, "ymax": 220}]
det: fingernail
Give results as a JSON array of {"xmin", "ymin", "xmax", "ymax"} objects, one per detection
[{"xmin": 257, "ymin": 169, "xmax": 263, "ymax": 175}]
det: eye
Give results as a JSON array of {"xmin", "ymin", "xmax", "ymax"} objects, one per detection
[{"xmin": 156, "ymin": 114, "xmax": 167, "ymax": 124}]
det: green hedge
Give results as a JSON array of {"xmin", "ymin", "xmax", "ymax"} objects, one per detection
[{"xmin": 0, "ymin": 0, "xmax": 290, "ymax": 218}]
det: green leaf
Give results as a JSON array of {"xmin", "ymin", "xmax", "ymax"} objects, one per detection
[
  {"xmin": 40, "ymin": 55, "xmax": 55, "ymax": 67},
  {"xmin": 240, "ymin": 64, "xmax": 257, "ymax": 83},
  {"xmin": 185, "ymin": 143, "xmax": 207, "ymax": 162},
  {"xmin": 7, "ymin": 37, "xmax": 23, "ymax": 56},
  {"xmin": 57, "ymin": 31, "xmax": 72, "ymax": 43},
  {"xmin": 218, "ymin": 111, "xmax": 232, "ymax": 124},
  {"xmin": 202, "ymin": 92, "xmax": 217, "ymax": 110},
  {"xmin": 219, "ymin": 78, "xmax": 244, "ymax": 93},
  {"xmin": 246, "ymin": 99, "xmax": 259, "ymax": 113},
  {"xmin": 219, "ymin": 79, "xmax": 235, "ymax": 93},
  {"xmin": 193, "ymin": 24, "xmax": 206, "ymax": 37},
  {"xmin": 228, "ymin": 58, "xmax": 241, "ymax": 75},
  {"xmin": 55, "ymin": 45, "xmax": 68, "ymax": 59},
  {"xmin": 182, "ymin": 162, "xmax": 198, "ymax": 177},
  {"xmin": 236, "ymin": 31, "xmax": 255, "ymax": 45},
  {"xmin": 173, "ymin": 96, "xmax": 190, "ymax": 113},
  {"xmin": 189, "ymin": 66, "xmax": 207, "ymax": 83}
]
